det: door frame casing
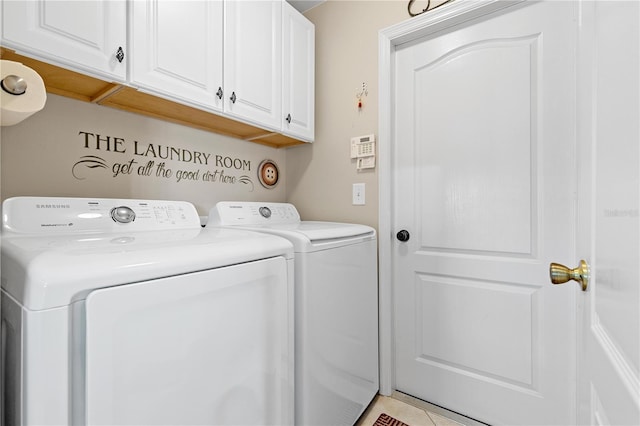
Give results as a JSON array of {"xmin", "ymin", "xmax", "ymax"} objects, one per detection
[
  {"xmin": 574, "ymin": 2, "xmax": 640, "ymax": 423},
  {"xmin": 377, "ymin": 0, "xmax": 527, "ymax": 396}
]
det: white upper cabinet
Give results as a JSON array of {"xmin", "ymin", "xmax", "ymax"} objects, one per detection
[
  {"xmin": 1, "ymin": 0, "xmax": 127, "ymax": 82},
  {"xmin": 282, "ymin": 1, "xmax": 315, "ymax": 142},
  {"xmin": 224, "ymin": 0, "xmax": 282, "ymax": 131},
  {"xmin": 130, "ymin": 0, "xmax": 224, "ymax": 112},
  {"xmin": 1, "ymin": 0, "xmax": 314, "ymax": 145}
]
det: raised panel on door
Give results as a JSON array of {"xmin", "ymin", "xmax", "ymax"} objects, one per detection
[
  {"xmin": 282, "ymin": 1, "xmax": 315, "ymax": 142},
  {"xmin": 393, "ymin": 2, "xmax": 576, "ymax": 424},
  {"xmin": 130, "ymin": 0, "xmax": 224, "ymax": 112},
  {"xmin": 1, "ymin": 0, "xmax": 126, "ymax": 81},
  {"xmin": 224, "ymin": 0, "xmax": 282, "ymax": 131}
]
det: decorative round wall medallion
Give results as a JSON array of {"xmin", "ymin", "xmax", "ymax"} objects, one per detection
[{"xmin": 258, "ymin": 159, "xmax": 279, "ymax": 188}]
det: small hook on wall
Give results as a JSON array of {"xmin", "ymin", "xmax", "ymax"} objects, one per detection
[{"xmin": 356, "ymin": 82, "xmax": 368, "ymax": 109}]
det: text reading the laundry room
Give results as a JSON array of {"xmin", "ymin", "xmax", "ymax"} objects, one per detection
[
  {"xmin": 73, "ymin": 131, "xmax": 255, "ymax": 191},
  {"xmin": 79, "ymin": 131, "xmax": 216, "ymax": 165}
]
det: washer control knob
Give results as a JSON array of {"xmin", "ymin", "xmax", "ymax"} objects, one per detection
[
  {"xmin": 111, "ymin": 206, "xmax": 136, "ymax": 223},
  {"xmin": 259, "ymin": 206, "xmax": 272, "ymax": 218}
]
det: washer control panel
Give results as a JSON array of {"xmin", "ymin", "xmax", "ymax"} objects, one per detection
[
  {"xmin": 2, "ymin": 197, "xmax": 201, "ymax": 234},
  {"xmin": 208, "ymin": 202, "xmax": 300, "ymax": 226}
]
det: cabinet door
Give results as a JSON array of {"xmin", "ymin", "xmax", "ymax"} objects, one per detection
[
  {"xmin": 130, "ymin": 0, "xmax": 224, "ymax": 112},
  {"xmin": 1, "ymin": 0, "xmax": 127, "ymax": 81},
  {"xmin": 282, "ymin": 2, "xmax": 315, "ymax": 142},
  {"xmin": 224, "ymin": 0, "xmax": 282, "ymax": 131}
]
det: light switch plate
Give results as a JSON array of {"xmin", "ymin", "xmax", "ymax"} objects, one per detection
[{"xmin": 353, "ymin": 183, "xmax": 365, "ymax": 205}]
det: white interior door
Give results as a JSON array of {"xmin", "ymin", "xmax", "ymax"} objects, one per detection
[
  {"xmin": 392, "ymin": 2, "xmax": 577, "ymax": 424},
  {"xmin": 577, "ymin": 2, "xmax": 640, "ymax": 424}
]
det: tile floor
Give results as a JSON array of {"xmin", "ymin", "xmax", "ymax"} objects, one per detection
[{"xmin": 355, "ymin": 392, "xmax": 486, "ymax": 426}]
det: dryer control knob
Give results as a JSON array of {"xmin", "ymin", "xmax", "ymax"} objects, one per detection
[{"xmin": 111, "ymin": 206, "xmax": 136, "ymax": 223}]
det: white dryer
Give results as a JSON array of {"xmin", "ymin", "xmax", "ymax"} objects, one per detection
[
  {"xmin": 208, "ymin": 202, "xmax": 379, "ymax": 426},
  {"xmin": 1, "ymin": 197, "xmax": 294, "ymax": 425}
]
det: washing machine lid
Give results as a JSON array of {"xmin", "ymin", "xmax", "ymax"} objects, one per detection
[
  {"xmin": 207, "ymin": 202, "xmax": 376, "ymax": 251},
  {"xmin": 1, "ymin": 197, "xmax": 293, "ymax": 311},
  {"xmin": 253, "ymin": 221, "xmax": 374, "ymax": 241}
]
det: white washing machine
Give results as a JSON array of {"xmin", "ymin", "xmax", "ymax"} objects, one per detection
[
  {"xmin": 1, "ymin": 197, "xmax": 294, "ymax": 425},
  {"xmin": 207, "ymin": 202, "xmax": 379, "ymax": 426}
]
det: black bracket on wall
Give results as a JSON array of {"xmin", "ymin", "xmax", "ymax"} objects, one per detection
[{"xmin": 407, "ymin": 0, "xmax": 455, "ymax": 17}]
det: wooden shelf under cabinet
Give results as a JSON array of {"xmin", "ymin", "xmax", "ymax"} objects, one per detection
[{"xmin": 1, "ymin": 48, "xmax": 306, "ymax": 148}]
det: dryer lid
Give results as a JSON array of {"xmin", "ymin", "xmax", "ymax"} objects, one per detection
[{"xmin": 2, "ymin": 227, "xmax": 293, "ymax": 311}]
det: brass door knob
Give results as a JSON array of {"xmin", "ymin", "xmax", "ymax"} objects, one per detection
[{"xmin": 549, "ymin": 260, "xmax": 590, "ymax": 291}]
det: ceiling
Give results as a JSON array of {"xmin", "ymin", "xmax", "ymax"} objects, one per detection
[{"xmin": 287, "ymin": 0, "xmax": 326, "ymax": 13}]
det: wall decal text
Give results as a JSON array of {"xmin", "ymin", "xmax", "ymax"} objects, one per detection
[{"xmin": 73, "ymin": 131, "xmax": 255, "ymax": 191}]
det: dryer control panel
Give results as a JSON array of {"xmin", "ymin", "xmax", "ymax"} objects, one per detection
[
  {"xmin": 208, "ymin": 202, "xmax": 300, "ymax": 226},
  {"xmin": 2, "ymin": 197, "xmax": 201, "ymax": 234}
]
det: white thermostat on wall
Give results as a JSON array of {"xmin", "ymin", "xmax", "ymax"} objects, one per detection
[
  {"xmin": 350, "ymin": 134, "xmax": 375, "ymax": 159},
  {"xmin": 351, "ymin": 134, "xmax": 375, "ymax": 170}
]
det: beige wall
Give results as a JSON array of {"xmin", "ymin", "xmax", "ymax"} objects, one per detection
[
  {"xmin": 2, "ymin": 1, "xmax": 411, "ymax": 225},
  {"xmin": 285, "ymin": 1, "xmax": 407, "ymax": 230},
  {"xmin": 1, "ymin": 95, "xmax": 286, "ymax": 216}
]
